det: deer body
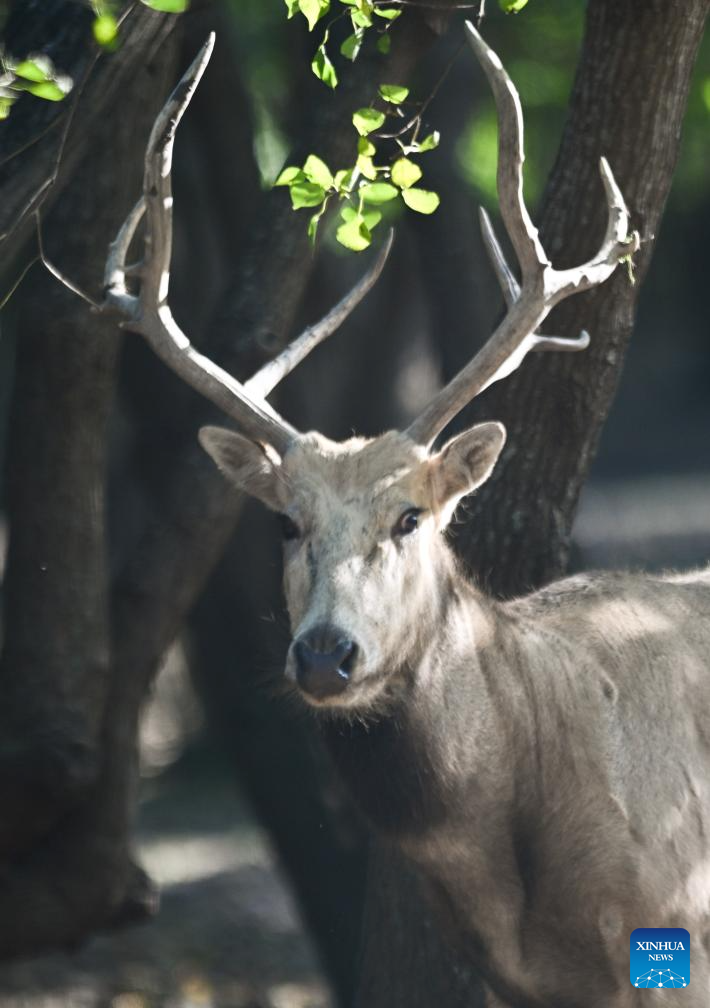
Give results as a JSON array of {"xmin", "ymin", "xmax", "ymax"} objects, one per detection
[
  {"xmin": 201, "ymin": 429, "xmax": 710, "ymax": 1008},
  {"xmin": 325, "ymin": 563, "xmax": 710, "ymax": 1007},
  {"xmin": 102, "ymin": 20, "xmax": 708, "ymax": 1008}
]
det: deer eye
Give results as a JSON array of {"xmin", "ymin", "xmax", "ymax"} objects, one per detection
[
  {"xmin": 278, "ymin": 513, "xmax": 301, "ymax": 541},
  {"xmin": 393, "ymin": 508, "xmax": 423, "ymax": 538}
]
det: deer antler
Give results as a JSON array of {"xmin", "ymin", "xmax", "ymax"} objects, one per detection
[
  {"xmin": 406, "ymin": 23, "xmax": 639, "ymax": 450},
  {"xmin": 245, "ymin": 229, "xmax": 393, "ymax": 400},
  {"xmin": 479, "ymin": 209, "xmax": 590, "ymax": 357},
  {"xmin": 103, "ymin": 34, "xmax": 392, "ymax": 455}
]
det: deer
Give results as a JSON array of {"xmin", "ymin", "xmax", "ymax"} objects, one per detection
[{"xmin": 96, "ymin": 22, "xmax": 710, "ymax": 1008}]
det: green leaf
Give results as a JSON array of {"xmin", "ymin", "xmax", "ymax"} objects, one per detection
[
  {"xmin": 351, "ymin": 9, "xmax": 373, "ymax": 27},
  {"xmin": 311, "ymin": 41, "xmax": 338, "ymax": 89},
  {"xmin": 303, "ymin": 154, "xmax": 333, "ymax": 189},
  {"xmin": 284, "ymin": 0, "xmax": 300, "ymax": 15},
  {"xmin": 357, "ymin": 137, "xmax": 376, "ymax": 156},
  {"xmin": 498, "ymin": 0, "xmax": 529, "ymax": 11},
  {"xmin": 356, "ymin": 154, "xmax": 377, "ymax": 180},
  {"xmin": 391, "ymin": 157, "xmax": 421, "ymax": 189},
  {"xmin": 352, "ymin": 107, "xmax": 385, "ymax": 136},
  {"xmin": 0, "ymin": 95, "xmax": 15, "ymax": 120},
  {"xmin": 92, "ymin": 13, "xmax": 119, "ymax": 48},
  {"xmin": 274, "ymin": 166, "xmax": 304, "ymax": 186},
  {"xmin": 299, "ymin": 0, "xmax": 329, "ymax": 30},
  {"xmin": 337, "ymin": 215, "xmax": 371, "ymax": 252},
  {"xmin": 340, "ymin": 31, "xmax": 363, "ymax": 61},
  {"xmin": 418, "ymin": 131, "xmax": 440, "ymax": 152},
  {"xmin": 379, "ymin": 83, "xmax": 408, "ymax": 105},
  {"xmin": 290, "ymin": 181, "xmax": 326, "ymax": 208},
  {"xmin": 376, "ymin": 34, "xmax": 391, "ymax": 55},
  {"xmin": 334, "ymin": 168, "xmax": 354, "ymax": 193},
  {"xmin": 20, "ymin": 79, "xmax": 67, "ymax": 101},
  {"xmin": 374, "ymin": 7, "xmax": 401, "ymax": 19},
  {"xmin": 13, "ymin": 57, "xmax": 53, "ymax": 83},
  {"xmin": 342, "ymin": 205, "xmax": 382, "ymax": 230},
  {"xmin": 401, "ymin": 187, "xmax": 440, "ymax": 214},
  {"xmin": 141, "ymin": 0, "xmax": 189, "ymax": 11},
  {"xmin": 360, "ymin": 181, "xmax": 398, "ymax": 204}
]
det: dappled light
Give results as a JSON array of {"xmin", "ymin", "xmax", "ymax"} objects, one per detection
[{"xmin": 0, "ymin": 1, "xmax": 709, "ymax": 1006}]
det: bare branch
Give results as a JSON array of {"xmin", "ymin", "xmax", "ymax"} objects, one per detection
[
  {"xmin": 246, "ymin": 230, "xmax": 394, "ymax": 400},
  {"xmin": 36, "ymin": 211, "xmax": 101, "ymax": 310}
]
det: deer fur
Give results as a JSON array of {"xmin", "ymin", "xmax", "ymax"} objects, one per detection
[
  {"xmin": 201, "ymin": 422, "xmax": 710, "ymax": 1008},
  {"xmin": 101, "ymin": 22, "xmax": 708, "ymax": 1007}
]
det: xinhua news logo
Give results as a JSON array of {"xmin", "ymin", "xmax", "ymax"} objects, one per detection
[{"xmin": 630, "ymin": 928, "xmax": 690, "ymax": 989}]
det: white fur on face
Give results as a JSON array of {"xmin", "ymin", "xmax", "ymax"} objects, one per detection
[
  {"xmin": 199, "ymin": 423, "xmax": 504, "ymax": 710},
  {"xmin": 279, "ymin": 431, "xmax": 449, "ymax": 706}
]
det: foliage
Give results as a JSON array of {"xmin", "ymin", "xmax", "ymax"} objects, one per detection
[
  {"xmin": 0, "ymin": 0, "xmax": 188, "ymax": 121},
  {"xmin": 276, "ymin": 127, "xmax": 441, "ymax": 250},
  {"xmin": 278, "ymin": 0, "xmax": 442, "ymax": 250},
  {"xmin": 91, "ymin": 0, "xmax": 189, "ymax": 52},
  {"xmin": 286, "ymin": 0, "xmax": 403, "ymax": 89},
  {"xmin": 0, "ymin": 50, "xmax": 72, "ymax": 119}
]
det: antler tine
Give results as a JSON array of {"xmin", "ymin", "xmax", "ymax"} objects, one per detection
[
  {"xmin": 246, "ymin": 229, "xmax": 394, "ymax": 400},
  {"xmin": 406, "ymin": 23, "xmax": 637, "ymax": 449},
  {"xmin": 102, "ymin": 34, "xmax": 297, "ymax": 455},
  {"xmin": 552, "ymin": 157, "xmax": 640, "ymax": 299},
  {"xmin": 467, "ymin": 25, "xmax": 548, "ymax": 281},
  {"xmin": 479, "ymin": 207, "xmax": 519, "ymax": 307},
  {"xmin": 479, "ymin": 207, "xmax": 590, "ymax": 355}
]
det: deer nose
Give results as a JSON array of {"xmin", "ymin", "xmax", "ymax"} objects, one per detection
[{"xmin": 293, "ymin": 627, "xmax": 358, "ymax": 701}]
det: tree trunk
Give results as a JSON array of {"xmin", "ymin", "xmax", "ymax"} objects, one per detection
[
  {"xmin": 0, "ymin": 0, "xmax": 453, "ymax": 965},
  {"xmin": 0, "ymin": 2, "xmax": 176, "ymax": 286},
  {"xmin": 0, "ymin": 2, "xmax": 181, "ymax": 957},
  {"xmin": 356, "ymin": 2, "xmax": 710, "ymax": 1004}
]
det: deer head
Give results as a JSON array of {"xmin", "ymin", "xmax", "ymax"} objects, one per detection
[
  {"xmin": 198, "ymin": 423, "xmax": 505, "ymax": 709},
  {"xmin": 102, "ymin": 26, "xmax": 637, "ymax": 713}
]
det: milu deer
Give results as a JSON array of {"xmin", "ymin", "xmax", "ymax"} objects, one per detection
[{"xmin": 99, "ymin": 24, "xmax": 710, "ymax": 1008}]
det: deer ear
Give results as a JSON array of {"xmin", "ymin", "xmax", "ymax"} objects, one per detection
[
  {"xmin": 430, "ymin": 422, "xmax": 506, "ymax": 523},
  {"xmin": 198, "ymin": 426, "xmax": 285, "ymax": 512}
]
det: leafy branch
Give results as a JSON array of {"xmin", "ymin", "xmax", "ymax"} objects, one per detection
[
  {"xmin": 91, "ymin": 0, "xmax": 189, "ymax": 51},
  {"xmin": 0, "ymin": 51, "xmax": 73, "ymax": 120},
  {"xmin": 287, "ymin": 0, "xmax": 401, "ymax": 75},
  {"xmin": 279, "ymin": 0, "xmax": 446, "ymax": 251},
  {"xmin": 0, "ymin": 0, "xmax": 189, "ymax": 122}
]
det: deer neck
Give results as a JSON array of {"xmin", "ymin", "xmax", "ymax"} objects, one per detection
[{"xmin": 319, "ymin": 569, "xmax": 518, "ymax": 841}]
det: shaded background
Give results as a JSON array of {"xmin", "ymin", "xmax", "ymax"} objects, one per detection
[{"xmin": 0, "ymin": 1, "xmax": 708, "ymax": 1005}]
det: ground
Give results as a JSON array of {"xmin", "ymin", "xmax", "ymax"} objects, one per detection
[{"xmin": 0, "ymin": 757, "xmax": 333, "ymax": 1008}]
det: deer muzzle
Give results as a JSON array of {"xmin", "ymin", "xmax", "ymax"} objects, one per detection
[{"xmin": 292, "ymin": 626, "xmax": 359, "ymax": 702}]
